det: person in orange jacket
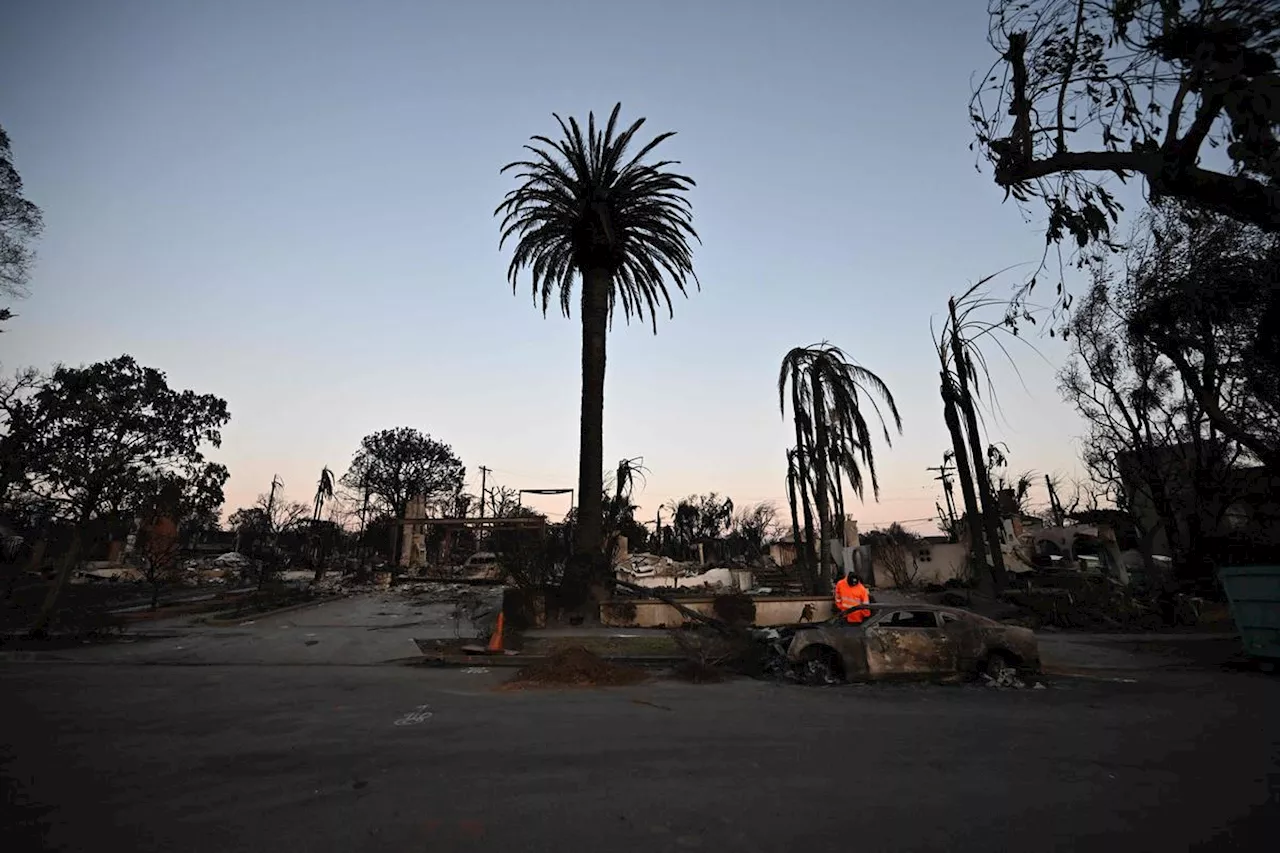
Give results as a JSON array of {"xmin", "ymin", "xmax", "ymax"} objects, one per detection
[{"xmin": 834, "ymin": 571, "xmax": 871, "ymax": 624}]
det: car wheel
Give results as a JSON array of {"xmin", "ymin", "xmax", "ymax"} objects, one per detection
[
  {"xmin": 798, "ymin": 647, "xmax": 842, "ymax": 686},
  {"xmin": 984, "ymin": 651, "xmax": 1014, "ymax": 677},
  {"xmin": 981, "ymin": 651, "xmax": 1023, "ymax": 686}
]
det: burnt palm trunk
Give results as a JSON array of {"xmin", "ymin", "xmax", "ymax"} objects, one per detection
[
  {"xmin": 812, "ymin": 375, "xmax": 834, "ymax": 584},
  {"xmin": 832, "ymin": 460, "xmax": 846, "ymax": 551},
  {"xmin": 786, "ymin": 451, "xmax": 816, "ymax": 593},
  {"xmin": 941, "ymin": 374, "xmax": 986, "ymax": 584},
  {"xmin": 790, "ymin": 386, "xmax": 819, "ymax": 591},
  {"xmin": 572, "ymin": 268, "xmax": 610, "ymax": 586},
  {"xmin": 949, "ymin": 331, "xmax": 1009, "ymax": 590}
]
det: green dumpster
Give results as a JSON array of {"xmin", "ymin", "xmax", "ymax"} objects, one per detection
[{"xmin": 1219, "ymin": 565, "xmax": 1280, "ymax": 669}]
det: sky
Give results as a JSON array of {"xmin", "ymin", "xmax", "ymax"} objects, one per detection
[{"xmin": 1, "ymin": 0, "xmax": 1120, "ymax": 534}]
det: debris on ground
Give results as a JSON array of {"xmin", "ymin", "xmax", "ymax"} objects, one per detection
[
  {"xmin": 981, "ymin": 669, "xmax": 1027, "ymax": 689},
  {"xmin": 503, "ymin": 647, "xmax": 647, "ymax": 689}
]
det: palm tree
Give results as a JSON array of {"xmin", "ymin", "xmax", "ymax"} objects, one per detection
[
  {"xmin": 497, "ymin": 103, "xmax": 699, "ymax": 593},
  {"xmin": 933, "ymin": 281, "xmax": 1026, "ymax": 591},
  {"xmin": 312, "ymin": 466, "xmax": 335, "ymax": 523},
  {"xmin": 779, "ymin": 343, "xmax": 902, "ymax": 585},
  {"xmin": 310, "ymin": 466, "xmax": 334, "ymax": 583}
]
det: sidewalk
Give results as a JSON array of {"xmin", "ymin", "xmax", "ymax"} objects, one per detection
[{"xmin": 1, "ymin": 592, "xmax": 488, "ymax": 667}]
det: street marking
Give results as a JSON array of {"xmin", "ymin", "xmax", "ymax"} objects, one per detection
[{"xmin": 393, "ymin": 704, "xmax": 433, "ymax": 726}]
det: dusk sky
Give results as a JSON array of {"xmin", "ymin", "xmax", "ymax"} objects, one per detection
[{"xmin": 1, "ymin": 0, "xmax": 1130, "ymax": 532}]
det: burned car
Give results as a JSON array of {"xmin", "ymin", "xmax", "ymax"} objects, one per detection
[{"xmin": 785, "ymin": 603, "xmax": 1039, "ymax": 684}]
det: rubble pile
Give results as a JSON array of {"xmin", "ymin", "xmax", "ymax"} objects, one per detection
[
  {"xmin": 504, "ymin": 647, "xmax": 648, "ymax": 689},
  {"xmin": 620, "ymin": 553, "xmax": 701, "ymax": 578},
  {"xmin": 1001, "ymin": 572, "xmax": 1163, "ymax": 630}
]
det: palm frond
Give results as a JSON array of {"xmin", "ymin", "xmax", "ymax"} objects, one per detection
[{"xmin": 497, "ymin": 104, "xmax": 699, "ymax": 334}]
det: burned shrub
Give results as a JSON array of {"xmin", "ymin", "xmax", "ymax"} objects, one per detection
[{"xmin": 601, "ymin": 600, "xmax": 638, "ymax": 624}]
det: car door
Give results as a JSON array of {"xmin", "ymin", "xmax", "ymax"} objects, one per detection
[
  {"xmin": 863, "ymin": 610, "xmax": 958, "ymax": 677},
  {"xmin": 938, "ymin": 610, "xmax": 985, "ymax": 673}
]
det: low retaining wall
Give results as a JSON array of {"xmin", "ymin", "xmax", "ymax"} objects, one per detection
[{"xmin": 600, "ymin": 596, "xmax": 834, "ymax": 628}]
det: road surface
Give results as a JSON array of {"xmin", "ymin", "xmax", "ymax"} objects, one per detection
[{"xmin": 4, "ymin": 648, "xmax": 1277, "ymax": 851}]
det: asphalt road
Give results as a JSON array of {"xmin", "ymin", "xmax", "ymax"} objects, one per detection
[{"xmin": 4, "ymin": 658, "xmax": 1278, "ymax": 852}]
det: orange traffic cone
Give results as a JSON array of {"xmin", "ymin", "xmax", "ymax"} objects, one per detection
[{"xmin": 486, "ymin": 611, "xmax": 505, "ymax": 653}]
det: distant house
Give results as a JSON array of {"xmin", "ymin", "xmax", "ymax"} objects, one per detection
[{"xmin": 767, "ymin": 535, "xmax": 800, "ymax": 568}]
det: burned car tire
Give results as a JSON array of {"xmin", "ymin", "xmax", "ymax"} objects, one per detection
[
  {"xmin": 798, "ymin": 646, "xmax": 843, "ymax": 686},
  {"xmin": 982, "ymin": 650, "xmax": 1018, "ymax": 680}
]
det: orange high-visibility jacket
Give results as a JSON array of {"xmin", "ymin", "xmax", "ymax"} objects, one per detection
[{"xmin": 834, "ymin": 578, "xmax": 870, "ymax": 624}]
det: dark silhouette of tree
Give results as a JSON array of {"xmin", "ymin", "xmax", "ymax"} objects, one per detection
[
  {"xmin": 933, "ymin": 282, "xmax": 1039, "ymax": 591},
  {"xmin": 728, "ymin": 501, "xmax": 781, "ymax": 559},
  {"xmin": 1062, "ymin": 206, "xmax": 1278, "ymax": 575},
  {"xmin": 15, "ymin": 356, "xmax": 229, "ymax": 632},
  {"xmin": 973, "ymin": 0, "xmax": 1279, "ymax": 267},
  {"xmin": 785, "ymin": 447, "xmax": 819, "ymax": 592},
  {"xmin": 0, "ymin": 124, "xmax": 44, "ymax": 327},
  {"xmin": 310, "ymin": 466, "xmax": 335, "ymax": 582},
  {"xmin": 312, "ymin": 466, "xmax": 335, "ymax": 523},
  {"xmin": 0, "ymin": 367, "xmax": 43, "ymax": 503},
  {"xmin": 779, "ymin": 343, "xmax": 901, "ymax": 586},
  {"xmin": 496, "ymin": 103, "xmax": 699, "ymax": 599},
  {"xmin": 340, "ymin": 428, "xmax": 465, "ymax": 563},
  {"xmin": 603, "ymin": 457, "xmax": 648, "ymax": 561},
  {"xmin": 1125, "ymin": 207, "xmax": 1280, "ymax": 473}
]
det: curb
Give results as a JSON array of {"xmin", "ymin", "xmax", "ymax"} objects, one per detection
[{"xmin": 200, "ymin": 594, "xmax": 347, "ymax": 627}]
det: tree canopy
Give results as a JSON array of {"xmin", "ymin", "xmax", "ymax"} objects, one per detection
[
  {"xmin": 496, "ymin": 102, "xmax": 699, "ymax": 333},
  {"xmin": 973, "ymin": 0, "xmax": 1279, "ymax": 260},
  {"xmin": 341, "ymin": 427, "xmax": 465, "ymax": 518},
  {"xmin": 0, "ymin": 124, "xmax": 44, "ymax": 326},
  {"xmin": 13, "ymin": 355, "xmax": 229, "ymax": 526}
]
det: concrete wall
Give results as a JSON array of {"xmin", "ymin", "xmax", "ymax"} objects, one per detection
[{"xmin": 600, "ymin": 596, "xmax": 833, "ymax": 628}]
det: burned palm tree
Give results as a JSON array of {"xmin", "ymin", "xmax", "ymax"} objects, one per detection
[
  {"xmin": 933, "ymin": 278, "xmax": 1041, "ymax": 590},
  {"xmin": 779, "ymin": 344, "xmax": 902, "ymax": 585},
  {"xmin": 603, "ymin": 456, "xmax": 647, "ymax": 565},
  {"xmin": 310, "ymin": 466, "xmax": 335, "ymax": 583},
  {"xmin": 497, "ymin": 104, "xmax": 699, "ymax": 598}
]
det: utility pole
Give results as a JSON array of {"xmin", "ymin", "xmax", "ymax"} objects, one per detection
[
  {"xmin": 265, "ymin": 475, "xmax": 283, "ymax": 540},
  {"xmin": 478, "ymin": 466, "xmax": 491, "ymax": 519},
  {"xmin": 927, "ymin": 460, "xmax": 957, "ymax": 534},
  {"xmin": 1045, "ymin": 474, "xmax": 1064, "ymax": 527}
]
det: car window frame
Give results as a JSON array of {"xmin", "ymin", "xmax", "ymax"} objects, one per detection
[{"xmin": 879, "ymin": 609, "xmax": 942, "ymax": 629}]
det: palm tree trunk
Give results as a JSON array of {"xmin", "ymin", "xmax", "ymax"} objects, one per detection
[
  {"xmin": 949, "ymin": 340, "xmax": 1009, "ymax": 591},
  {"xmin": 797, "ymin": 469, "xmax": 819, "ymax": 594},
  {"xmin": 833, "ymin": 462, "xmax": 846, "ymax": 548},
  {"xmin": 790, "ymin": 388, "xmax": 819, "ymax": 592},
  {"xmin": 812, "ymin": 376, "xmax": 834, "ymax": 584},
  {"xmin": 941, "ymin": 374, "xmax": 986, "ymax": 585},
  {"xmin": 786, "ymin": 452, "xmax": 816, "ymax": 593},
  {"xmin": 572, "ymin": 268, "xmax": 610, "ymax": 586}
]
